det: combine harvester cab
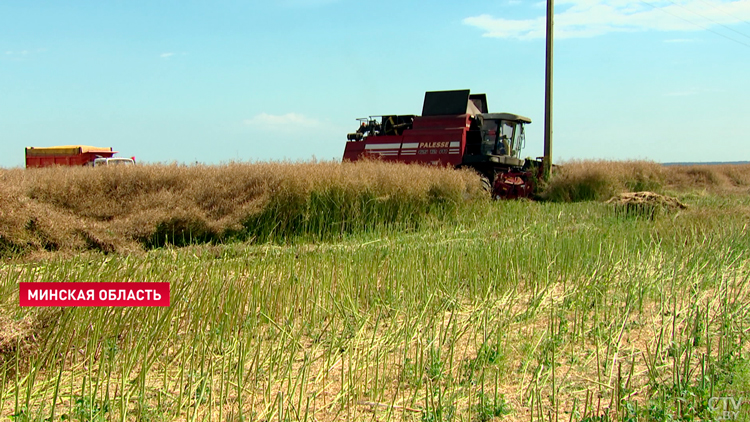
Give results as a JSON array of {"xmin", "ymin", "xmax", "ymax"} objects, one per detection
[{"xmin": 343, "ymin": 90, "xmax": 540, "ymax": 199}]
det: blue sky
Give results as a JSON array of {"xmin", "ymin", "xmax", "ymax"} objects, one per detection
[{"xmin": 1, "ymin": 0, "xmax": 749, "ymax": 167}]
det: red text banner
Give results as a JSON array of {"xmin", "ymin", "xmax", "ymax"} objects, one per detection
[{"xmin": 19, "ymin": 282, "xmax": 170, "ymax": 307}]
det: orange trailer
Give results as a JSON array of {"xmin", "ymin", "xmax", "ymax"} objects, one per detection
[{"xmin": 25, "ymin": 145, "xmax": 119, "ymax": 168}]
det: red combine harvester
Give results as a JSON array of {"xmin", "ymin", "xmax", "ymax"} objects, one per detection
[
  {"xmin": 25, "ymin": 145, "xmax": 135, "ymax": 168},
  {"xmin": 343, "ymin": 90, "xmax": 542, "ymax": 199}
]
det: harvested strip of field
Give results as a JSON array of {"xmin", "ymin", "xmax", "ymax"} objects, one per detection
[
  {"xmin": 0, "ymin": 161, "xmax": 483, "ymax": 256},
  {"xmin": 1, "ymin": 197, "xmax": 748, "ymax": 421}
]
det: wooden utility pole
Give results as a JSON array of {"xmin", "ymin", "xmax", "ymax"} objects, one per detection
[{"xmin": 543, "ymin": 0, "xmax": 554, "ymax": 180}]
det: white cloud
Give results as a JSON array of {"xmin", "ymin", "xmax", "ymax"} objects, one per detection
[
  {"xmin": 463, "ymin": 0, "xmax": 750, "ymax": 39},
  {"xmin": 2, "ymin": 49, "xmax": 44, "ymax": 61},
  {"xmin": 160, "ymin": 52, "xmax": 175, "ymax": 58},
  {"xmin": 244, "ymin": 112, "xmax": 324, "ymax": 132}
]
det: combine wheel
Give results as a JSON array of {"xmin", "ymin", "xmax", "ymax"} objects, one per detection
[
  {"xmin": 458, "ymin": 166, "xmax": 492, "ymax": 196},
  {"xmin": 480, "ymin": 175, "xmax": 492, "ymax": 194}
]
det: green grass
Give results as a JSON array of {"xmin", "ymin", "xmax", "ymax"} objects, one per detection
[{"xmin": 1, "ymin": 195, "xmax": 749, "ymax": 421}]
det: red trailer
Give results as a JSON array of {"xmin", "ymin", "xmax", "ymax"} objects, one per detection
[
  {"xmin": 25, "ymin": 145, "xmax": 132, "ymax": 168},
  {"xmin": 343, "ymin": 90, "xmax": 542, "ymax": 198}
]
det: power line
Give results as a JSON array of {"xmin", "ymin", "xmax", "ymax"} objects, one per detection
[
  {"xmin": 693, "ymin": 0, "xmax": 750, "ymax": 28},
  {"xmin": 638, "ymin": 0, "xmax": 750, "ymax": 49},
  {"xmin": 662, "ymin": 0, "xmax": 750, "ymax": 40}
]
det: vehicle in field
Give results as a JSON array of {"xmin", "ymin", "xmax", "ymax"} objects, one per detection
[
  {"xmin": 92, "ymin": 157, "xmax": 137, "ymax": 167},
  {"xmin": 343, "ymin": 90, "xmax": 542, "ymax": 198},
  {"xmin": 25, "ymin": 145, "xmax": 135, "ymax": 168}
]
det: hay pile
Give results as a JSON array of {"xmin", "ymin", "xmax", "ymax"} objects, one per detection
[
  {"xmin": 607, "ymin": 191, "xmax": 687, "ymax": 209},
  {"xmin": 607, "ymin": 191, "xmax": 687, "ymax": 218}
]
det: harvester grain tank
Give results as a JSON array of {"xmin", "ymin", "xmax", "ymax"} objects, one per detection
[
  {"xmin": 343, "ymin": 90, "xmax": 541, "ymax": 198},
  {"xmin": 25, "ymin": 145, "xmax": 135, "ymax": 168}
]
